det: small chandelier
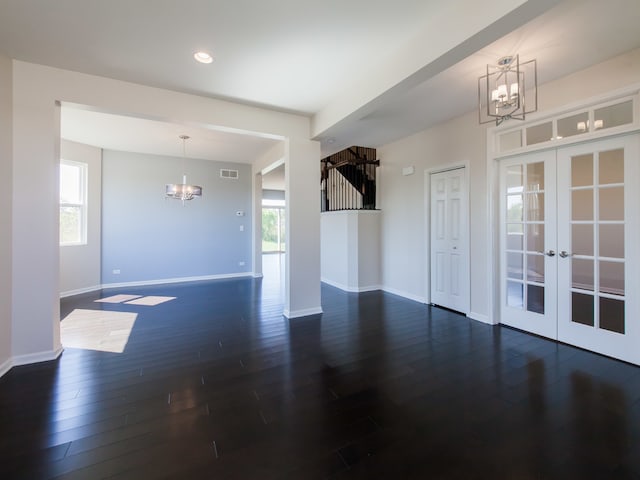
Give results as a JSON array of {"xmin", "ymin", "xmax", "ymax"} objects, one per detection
[
  {"xmin": 165, "ymin": 135, "xmax": 202, "ymax": 204},
  {"xmin": 478, "ymin": 54, "xmax": 537, "ymax": 125}
]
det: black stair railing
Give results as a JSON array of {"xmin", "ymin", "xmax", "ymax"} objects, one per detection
[{"xmin": 321, "ymin": 146, "xmax": 379, "ymax": 212}]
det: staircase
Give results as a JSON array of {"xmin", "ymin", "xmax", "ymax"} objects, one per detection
[{"xmin": 321, "ymin": 146, "xmax": 379, "ymax": 212}]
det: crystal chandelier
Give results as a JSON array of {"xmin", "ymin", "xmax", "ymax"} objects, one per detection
[
  {"xmin": 478, "ymin": 54, "xmax": 537, "ymax": 125},
  {"xmin": 165, "ymin": 135, "xmax": 202, "ymax": 204}
]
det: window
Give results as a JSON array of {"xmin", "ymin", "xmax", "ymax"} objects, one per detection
[{"xmin": 59, "ymin": 160, "xmax": 87, "ymax": 245}]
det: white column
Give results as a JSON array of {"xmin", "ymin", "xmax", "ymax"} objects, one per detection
[
  {"xmin": 284, "ymin": 138, "xmax": 322, "ymax": 318},
  {"xmin": 252, "ymin": 171, "xmax": 263, "ymax": 278},
  {"xmin": 11, "ymin": 91, "xmax": 62, "ymax": 362},
  {"xmin": 0, "ymin": 54, "xmax": 13, "ymax": 373}
]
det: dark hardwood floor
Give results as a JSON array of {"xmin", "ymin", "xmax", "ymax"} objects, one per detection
[{"xmin": 2, "ymin": 256, "xmax": 640, "ymax": 479}]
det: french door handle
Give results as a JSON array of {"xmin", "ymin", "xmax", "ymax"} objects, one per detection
[
  {"xmin": 545, "ymin": 250, "xmax": 556, "ymax": 257},
  {"xmin": 559, "ymin": 250, "xmax": 572, "ymax": 258}
]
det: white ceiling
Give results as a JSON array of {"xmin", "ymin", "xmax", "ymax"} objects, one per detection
[{"xmin": 2, "ymin": 0, "xmax": 640, "ymax": 162}]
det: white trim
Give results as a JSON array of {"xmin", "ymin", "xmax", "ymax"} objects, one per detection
[
  {"xmin": 381, "ymin": 286, "xmax": 427, "ymax": 304},
  {"xmin": 0, "ymin": 357, "xmax": 12, "ymax": 377},
  {"xmin": 284, "ymin": 307, "xmax": 323, "ymax": 319},
  {"xmin": 253, "ymin": 272, "xmax": 264, "ymax": 278},
  {"xmin": 11, "ymin": 346, "xmax": 63, "ymax": 368},
  {"xmin": 468, "ymin": 311, "xmax": 494, "ymax": 325},
  {"xmin": 60, "ymin": 285, "xmax": 102, "ymax": 298},
  {"xmin": 101, "ymin": 272, "xmax": 253, "ymax": 290},
  {"xmin": 321, "ymin": 278, "xmax": 381, "ymax": 293}
]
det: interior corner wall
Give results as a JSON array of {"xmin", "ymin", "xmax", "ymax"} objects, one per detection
[
  {"xmin": 0, "ymin": 54, "xmax": 13, "ymax": 373},
  {"xmin": 60, "ymin": 140, "xmax": 102, "ymax": 296},
  {"xmin": 101, "ymin": 150, "xmax": 252, "ymax": 284},
  {"xmin": 377, "ymin": 47, "xmax": 640, "ymax": 320}
]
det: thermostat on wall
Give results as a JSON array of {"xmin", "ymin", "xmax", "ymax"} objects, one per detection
[
  {"xmin": 402, "ymin": 166, "xmax": 415, "ymax": 176},
  {"xmin": 236, "ymin": 211, "xmax": 245, "ymax": 216}
]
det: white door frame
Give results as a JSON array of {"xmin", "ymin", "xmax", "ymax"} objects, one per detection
[{"xmin": 424, "ymin": 162, "xmax": 470, "ymax": 314}]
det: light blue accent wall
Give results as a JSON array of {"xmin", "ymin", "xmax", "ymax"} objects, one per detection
[{"xmin": 102, "ymin": 150, "xmax": 252, "ymax": 284}]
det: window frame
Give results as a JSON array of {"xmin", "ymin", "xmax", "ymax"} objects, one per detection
[{"xmin": 59, "ymin": 159, "xmax": 88, "ymax": 246}]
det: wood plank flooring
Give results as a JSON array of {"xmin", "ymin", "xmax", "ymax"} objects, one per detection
[{"xmin": 2, "ymin": 258, "xmax": 640, "ymax": 479}]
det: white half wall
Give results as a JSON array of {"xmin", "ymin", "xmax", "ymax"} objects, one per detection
[
  {"xmin": 0, "ymin": 53, "xmax": 12, "ymax": 374},
  {"xmin": 60, "ymin": 140, "xmax": 102, "ymax": 296},
  {"xmin": 321, "ymin": 210, "xmax": 380, "ymax": 292}
]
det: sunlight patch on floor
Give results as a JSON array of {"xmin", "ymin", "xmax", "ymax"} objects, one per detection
[
  {"xmin": 95, "ymin": 294, "xmax": 142, "ymax": 303},
  {"xmin": 124, "ymin": 296, "xmax": 176, "ymax": 306},
  {"xmin": 94, "ymin": 294, "xmax": 176, "ymax": 306},
  {"xmin": 61, "ymin": 309, "xmax": 138, "ymax": 353}
]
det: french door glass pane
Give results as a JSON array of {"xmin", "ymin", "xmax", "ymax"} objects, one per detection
[
  {"xmin": 572, "ymin": 258, "xmax": 594, "ymax": 291},
  {"xmin": 507, "ymin": 253, "xmax": 523, "ymax": 280},
  {"xmin": 599, "ymin": 187, "xmax": 624, "ymax": 221},
  {"xmin": 599, "ymin": 224, "xmax": 624, "ymax": 258},
  {"xmin": 527, "ymin": 254, "xmax": 545, "ymax": 283},
  {"xmin": 571, "ymin": 154, "xmax": 593, "ymax": 187},
  {"xmin": 526, "ymin": 162, "xmax": 545, "ymax": 191},
  {"xmin": 572, "ymin": 189, "xmax": 593, "ymax": 221},
  {"xmin": 572, "ymin": 224, "xmax": 593, "ymax": 256},
  {"xmin": 507, "ymin": 281, "xmax": 523, "ymax": 308},
  {"xmin": 572, "ymin": 292, "xmax": 594, "ymax": 326},
  {"xmin": 506, "ymin": 165, "xmax": 523, "ymax": 191},
  {"xmin": 507, "ymin": 224, "xmax": 524, "ymax": 250},
  {"xmin": 526, "ymin": 224, "xmax": 544, "ymax": 252},
  {"xmin": 599, "ymin": 297, "xmax": 625, "ymax": 334},
  {"xmin": 598, "ymin": 149, "xmax": 624, "ymax": 184},
  {"xmin": 526, "ymin": 193, "xmax": 544, "ymax": 221},
  {"xmin": 507, "ymin": 195, "xmax": 523, "ymax": 221},
  {"xmin": 599, "ymin": 261, "xmax": 624, "ymax": 296},
  {"xmin": 527, "ymin": 285, "xmax": 544, "ymax": 314}
]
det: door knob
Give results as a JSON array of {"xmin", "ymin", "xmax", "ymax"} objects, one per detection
[
  {"xmin": 545, "ymin": 250, "xmax": 556, "ymax": 257},
  {"xmin": 559, "ymin": 251, "xmax": 571, "ymax": 258}
]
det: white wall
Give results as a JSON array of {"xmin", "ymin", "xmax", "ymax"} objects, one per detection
[
  {"xmin": 0, "ymin": 53, "xmax": 12, "ymax": 374},
  {"xmin": 321, "ymin": 212, "xmax": 349, "ymax": 288},
  {"xmin": 60, "ymin": 140, "xmax": 102, "ymax": 296},
  {"xmin": 10, "ymin": 60, "xmax": 317, "ymax": 365},
  {"xmin": 377, "ymin": 47, "xmax": 640, "ymax": 320},
  {"xmin": 321, "ymin": 210, "xmax": 380, "ymax": 292}
]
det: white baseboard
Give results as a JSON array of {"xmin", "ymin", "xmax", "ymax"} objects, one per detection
[
  {"xmin": 380, "ymin": 286, "xmax": 427, "ymax": 304},
  {"xmin": 284, "ymin": 306, "xmax": 323, "ymax": 319},
  {"xmin": 469, "ymin": 311, "xmax": 495, "ymax": 325},
  {"xmin": 0, "ymin": 357, "xmax": 12, "ymax": 378},
  {"xmin": 60, "ymin": 285, "xmax": 102, "ymax": 298},
  {"xmin": 101, "ymin": 272, "xmax": 253, "ymax": 290},
  {"xmin": 10, "ymin": 345, "xmax": 63, "ymax": 368},
  {"xmin": 321, "ymin": 278, "xmax": 381, "ymax": 293}
]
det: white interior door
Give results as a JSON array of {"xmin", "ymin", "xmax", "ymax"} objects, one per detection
[
  {"xmin": 499, "ymin": 134, "xmax": 640, "ymax": 364},
  {"xmin": 556, "ymin": 135, "xmax": 640, "ymax": 364},
  {"xmin": 499, "ymin": 150, "xmax": 558, "ymax": 339},
  {"xmin": 430, "ymin": 167, "xmax": 469, "ymax": 314}
]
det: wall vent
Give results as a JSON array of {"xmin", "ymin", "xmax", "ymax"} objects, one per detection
[{"xmin": 220, "ymin": 169, "xmax": 239, "ymax": 179}]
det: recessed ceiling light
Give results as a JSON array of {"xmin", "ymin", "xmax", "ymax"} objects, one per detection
[{"xmin": 193, "ymin": 51, "xmax": 213, "ymax": 64}]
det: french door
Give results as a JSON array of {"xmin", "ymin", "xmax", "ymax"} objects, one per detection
[{"xmin": 500, "ymin": 134, "xmax": 640, "ymax": 364}]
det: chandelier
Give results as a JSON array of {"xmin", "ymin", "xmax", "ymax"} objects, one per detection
[
  {"xmin": 478, "ymin": 54, "xmax": 537, "ymax": 125},
  {"xmin": 165, "ymin": 135, "xmax": 202, "ymax": 204}
]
